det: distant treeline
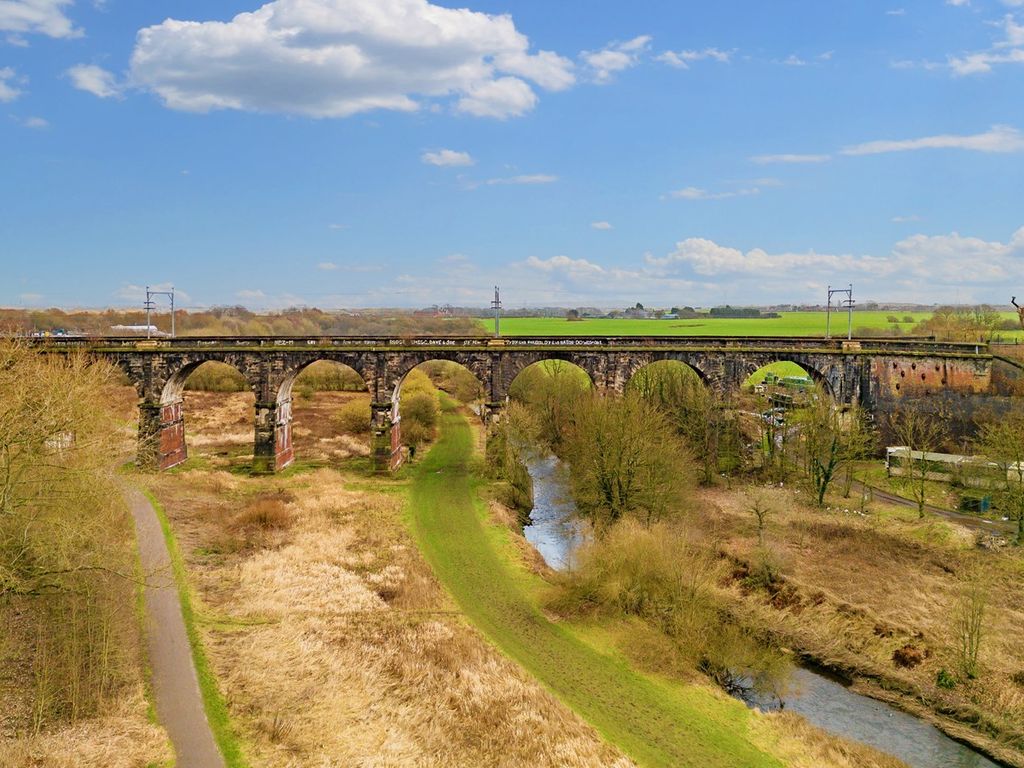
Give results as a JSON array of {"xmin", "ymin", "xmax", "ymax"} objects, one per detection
[{"xmin": 0, "ymin": 307, "xmax": 480, "ymax": 337}]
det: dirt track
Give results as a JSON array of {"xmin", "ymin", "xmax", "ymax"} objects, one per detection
[
  {"xmin": 127, "ymin": 486, "xmax": 225, "ymax": 768},
  {"xmin": 851, "ymin": 480, "xmax": 1014, "ymax": 535}
]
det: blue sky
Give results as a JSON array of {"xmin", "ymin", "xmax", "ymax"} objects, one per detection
[{"xmin": 2, "ymin": 0, "xmax": 1023, "ymax": 309}]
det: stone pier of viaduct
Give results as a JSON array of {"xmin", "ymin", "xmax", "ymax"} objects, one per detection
[{"xmin": 36, "ymin": 335, "xmax": 994, "ymax": 473}]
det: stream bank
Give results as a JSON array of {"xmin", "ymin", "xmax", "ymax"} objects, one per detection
[{"xmin": 520, "ymin": 452, "xmax": 1005, "ymax": 768}]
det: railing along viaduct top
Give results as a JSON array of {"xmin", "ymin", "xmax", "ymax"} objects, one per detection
[{"xmin": 35, "ymin": 334, "xmax": 986, "ymax": 355}]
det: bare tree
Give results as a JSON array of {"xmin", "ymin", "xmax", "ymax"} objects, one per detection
[
  {"xmin": 509, "ymin": 360, "xmax": 590, "ymax": 451},
  {"xmin": 629, "ymin": 363, "xmax": 733, "ymax": 484},
  {"xmin": 748, "ymin": 494, "xmax": 773, "ymax": 546},
  {"xmin": 952, "ymin": 570, "xmax": 988, "ymax": 680},
  {"xmin": 0, "ymin": 339, "xmax": 135, "ymax": 725},
  {"xmin": 797, "ymin": 399, "xmax": 876, "ymax": 506},
  {"xmin": 560, "ymin": 394, "xmax": 695, "ymax": 530},
  {"xmin": 977, "ymin": 404, "xmax": 1024, "ymax": 545},
  {"xmin": 887, "ymin": 406, "xmax": 947, "ymax": 519}
]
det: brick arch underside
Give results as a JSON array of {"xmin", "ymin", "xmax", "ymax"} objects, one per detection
[
  {"xmin": 621, "ymin": 354, "xmax": 714, "ymax": 391},
  {"xmin": 157, "ymin": 357, "xmax": 257, "ymax": 405},
  {"xmin": 738, "ymin": 354, "xmax": 838, "ymax": 398},
  {"xmin": 385, "ymin": 352, "xmax": 494, "ymax": 406},
  {"xmin": 272, "ymin": 355, "xmax": 374, "ymax": 406},
  {"xmin": 497, "ymin": 353, "xmax": 605, "ymax": 399}
]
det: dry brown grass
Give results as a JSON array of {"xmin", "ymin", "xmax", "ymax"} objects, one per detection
[
  {"xmin": 697, "ymin": 482, "xmax": 1024, "ymax": 764},
  {"xmin": 0, "ymin": 694, "xmax": 171, "ymax": 768},
  {"xmin": 750, "ymin": 710, "xmax": 906, "ymax": 768},
  {"xmin": 178, "ymin": 391, "xmax": 371, "ymax": 465},
  {"xmin": 145, "ymin": 463, "xmax": 631, "ymax": 767}
]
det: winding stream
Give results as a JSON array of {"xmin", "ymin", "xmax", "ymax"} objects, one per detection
[{"xmin": 520, "ymin": 453, "xmax": 1003, "ymax": 768}]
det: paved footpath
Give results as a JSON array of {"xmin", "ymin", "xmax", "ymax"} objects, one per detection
[{"xmin": 126, "ymin": 486, "xmax": 226, "ymax": 768}]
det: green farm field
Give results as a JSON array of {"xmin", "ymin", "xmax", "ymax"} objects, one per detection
[{"xmin": 479, "ymin": 311, "xmax": 1024, "ymax": 339}]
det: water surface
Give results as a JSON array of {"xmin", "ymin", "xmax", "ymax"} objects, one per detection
[
  {"xmin": 745, "ymin": 667, "xmax": 1001, "ymax": 768},
  {"xmin": 521, "ymin": 453, "xmax": 585, "ymax": 570}
]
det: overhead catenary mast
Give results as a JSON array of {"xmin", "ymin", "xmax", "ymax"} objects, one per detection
[
  {"xmin": 491, "ymin": 286, "xmax": 502, "ymax": 338},
  {"xmin": 825, "ymin": 284, "xmax": 854, "ymax": 340},
  {"xmin": 144, "ymin": 285, "xmax": 176, "ymax": 338}
]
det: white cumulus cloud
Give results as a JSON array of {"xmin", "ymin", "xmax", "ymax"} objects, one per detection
[
  {"xmin": 642, "ymin": 227, "xmax": 1024, "ymax": 296},
  {"xmin": 0, "ymin": 0, "xmax": 79, "ymax": 39},
  {"xmin": 421, "ymin": 148, "xmax": 473, "ymax": 167},
  {"xmin": 66, "ymin": 64, "xmax": 122, "ymax": 98},
  {"xmin": 591, "ymin": 221, "xmax": 613, "ymax": 230},
  {"xmin": 947, "ymin": 13, "xmax": 1024, "ymax": 75},
  {"xmin": 484, "ymin": 173, "xmax": 557, "ymax": 186},
  {"xmin": 125, "ymin": 0, "xmax": 574, "ymax": 120}
]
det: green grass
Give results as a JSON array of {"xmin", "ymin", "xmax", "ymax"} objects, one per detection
[
  {"xmin": 742, "ymin": 360, "xmax": 810, "ymax": 386},
  {"xmin": 142, "ymin": 489, "xmax": 249, "ymax": 768},
  {"xmin": 406, "ymin": 396, "xmax": 782, "ymax": 768},
  {"xmin": 481, "ymin": 311, "xmax": 1024, "ymax": 338},
  {"xmin": 853, "ymin": 462, "xmax": 962, "ymax": 511}
]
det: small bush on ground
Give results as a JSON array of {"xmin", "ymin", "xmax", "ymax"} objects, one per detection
[
  {"xmin": 400, "ymin": 370, "xmax": 441, "ymax": 448},
  {"xmin": 231, "ymin": 497, "xmax": 293, "ymax": 532},
  {"xmin": 293, "ymin": 361, "xmax": 366, "ymax": 398},
  {"xmin": 185, "ymin": 361, "xmax": 248, "ymax": 392},
  {"xmin": 420, "ymin": 360, "xmax": 483, "ymax": 403},
  {"xmin": 334, "ymin": 399, "xmax": 371, "ymax": 435},
  {"xmin": 549, "ymin": 519, "xmax": 790, "ymax": 697}
]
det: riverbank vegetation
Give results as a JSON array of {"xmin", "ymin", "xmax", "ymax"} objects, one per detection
[
  {"xmin": 492, "ymin": 358, "xmax": 1024, "ymax": 765},
  {"xmin": 0, "ymin": 341, "xmax": 169, "ymax": 766},
  {"xmin": 411, "ymin": 397, "xmax": 903, "ymax": 768}
]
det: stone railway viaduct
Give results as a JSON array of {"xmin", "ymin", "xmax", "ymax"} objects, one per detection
[{"xmin": 39, "ymin": 335, "xmax": 994, "ymax": 473}]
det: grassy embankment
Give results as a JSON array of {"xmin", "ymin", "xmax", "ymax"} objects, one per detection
[
  {"xmin": 480, "ymin": 311, "xmax": 1024, "ymax": 339},
  {"xmin": 408, "ymin": 395, "xmax": 781, "ymax": 768}
]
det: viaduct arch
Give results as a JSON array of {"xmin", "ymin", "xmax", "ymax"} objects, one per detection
[{"xmin": 36, "ymin": 335, "xmax": 993, "ymax": 473}]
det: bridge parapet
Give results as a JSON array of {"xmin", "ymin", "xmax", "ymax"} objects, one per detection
[{"xmin": 29, "ymin": 334, "xmax": 988, "ymax": 357}]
